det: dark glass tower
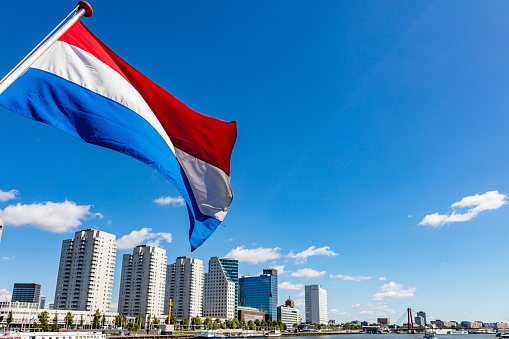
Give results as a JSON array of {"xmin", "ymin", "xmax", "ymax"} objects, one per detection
[
  {"xmin": 239, "ymin": 269, "xmax": 278, "ymax": 321},
  {"xmin": 12, "ymin": 283, "xmax": 41, "ymax": 304}
]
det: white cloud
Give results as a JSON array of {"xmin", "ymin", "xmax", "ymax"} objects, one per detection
[
  {"xmin": 0, "ymin": 201, "xmax": 102, "ymax": 233},
  {"xmin": 372, "ymin": 281, "xmax": 417, "ymax": 300},
  {"xmin": 270, "ymin": 265, "xmax": 286, "ymax": 275},
  {"xmin": 223, "ymin": 238, "xmax": 234, "ymax": 243},
  {"xmin": 330, "ymin": 274, "xmax": 372, "ymax": 281},
  {"xmin": 420, "ymin": 190, "xmax": 507, "ymax": 227},
  {"xmin": 225, "ymin": 246, "xmax": 281, "ymax": 264},
  {"xmin": 117, "ymin": 228, "xmax": 173, "ymax": 250},
  {"xmin": 287, "ymin": 246, "xmax": 338, "ymax": 263},
  {"xmin": 379, "ymin": 277, "xmax": 387, "ymax": 281},
  {"xmin": 290, "ymin": 268, "xmax": 326, "ymax": 278},
  {"xmin": 294, "ymin": 299, "xmax": 305, "ymax": 307},
  {"xmin": 0, "ymin": 189, "xmax": 19, "ymax": 202},
  {"xmin": 359, "ymin": 303, "xmax": 397, "ymax": 318},
  {"xmin": 350, "ymin": 304, "xmax": 361, "ymax": 308},
  {"xmin": 153, "ymin": 196, "xmax": 185, "ymax": 207},
  {"xmin": 408, "ymin": 214, "xmax": 413, "ymax": 218},
  {"xmin": 329, "ymin": 309, "xmax": 350, "ymax": 317},
  {"xmin": 297, "ymin": 291, "xmax": 305, "ymax": 297},
  {"xmin": 0, "ymin": 289, "xmax": 11, "ymax": 302},
  {"xmin": 279, "ymin": 282, "xmax": 304, "ymax": 290},
  {"xmin": 2, "ymin": 256, "xmax": 14, "ymax": 260}
]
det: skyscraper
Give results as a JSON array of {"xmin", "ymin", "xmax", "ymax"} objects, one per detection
[
  {"xmin": 305, "ymin": 284, "xmax": 327, "ymax": 324},
  {"xmin": 417, "ymin": 311, "xmax": 427, "ymax": 325},
  {"xmin": 12, "ymin": 283, "xmax": 41, "ymax": 304},
  {"xmin": 164, "ymin": 256, "xmax": 204, "ymax": 319},
  {"xmin": 54, "ymin": 229, "xmax": 116, "ymax": 312},
  {"xmin": 239, "ymin": 269, "xmax": 277, "ymax": 320},
  {"xmin": 203, "ymin": 257, "xmax": 238, "ymax": 319},
  {"xmin": 118, "ymin": 245, "xmax": 167, "ymax": 319}
]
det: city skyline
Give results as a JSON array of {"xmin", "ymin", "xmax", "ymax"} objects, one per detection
[{"xmin": 2, "ymin": 0, "xmax": 509, "ymax": 325}]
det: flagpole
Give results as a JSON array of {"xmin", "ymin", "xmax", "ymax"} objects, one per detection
[{"xmin": 0, "ymin": 1, "xmax": 93, "ymax": 96}]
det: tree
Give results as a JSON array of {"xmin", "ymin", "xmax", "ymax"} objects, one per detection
[
  {"xmin": 51, "ymin": 312, "xmax": 60, "ymax": 332},
  {"xmin": 261, "ymin": 320, "xmax": 268, "ymax": 329},
  {"xmin": 135, "ymin": 314, "xmax": 144, "ymax": 329},
  {"xmin": 282, "ymin": 323, "xmax": 287, "ymax": 331},
  {"xmin": 101, "ymin": 315, "xmax": 106, "ymax": 327},
  {"xmin": 115, "ymin": 314, "xmax": 124, "ymax": 328},
  {"xmin": 80, "ymin": 315, "xmax": 84, "ymax": 328},
  {"xmin": 93, "ymin": 309, "xmax": 101, "ymax": 329},
  {"xmin": 232, "ymin": 319, "xmax": 240, "ymax": 329},
  {"xmin": 182, "ymin": 317, "xmax": 189, "ymax": 326},
  {"xmin": 240, "ymin": 319, "xmax": 246, "ymax": 329},
  {"xmin": 38, "ymin": 311, "xmax": 50, "ymax": 332},
  {"xmin": 204, "ymin": 317, "xmax": 212, "ymax": 329},
  {"xmin": 254, "ymin": 319, "xmax": 261, "ymax": 329},
  {"xmin": 66, "ymin": 312, "xmax": 74, "ymax": 328},
  {"xmin": 193, "ymin": 316, "xmax": 202, "ymax": 326},
  {"xmin": 213, "ymin": 318, "xmax": 221, "ymax": 330},
  {"xmin": 127, "ymin": 322, "xmax": 138, "ymax": 331},
  {"xmin": 153, "ymin": 318, "xmax": 160, "ymax": 329},
  {"xmin": 170, "ymin": 313, "xmax": 176, "ymax": 325},
  {"xmin": 6, "ymin": 311, "xmax": 13, "ymax": 328}
]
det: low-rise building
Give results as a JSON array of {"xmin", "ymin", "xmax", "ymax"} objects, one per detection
[
  {"xmin": 238, "ymin": 306, "xmax": 266, "ymax": 322},
  {"xmin": 277, "ymin": 301, "xmax": 300, "ymax": 330}
]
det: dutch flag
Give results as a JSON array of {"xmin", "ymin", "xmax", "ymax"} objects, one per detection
[{"xmin": 0, "ymin": 20, "xmax": 237, "ymax": 251}]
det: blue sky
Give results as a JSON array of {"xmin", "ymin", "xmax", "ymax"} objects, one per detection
[{"xmin": 1, "ymin": 0, "xmax": 509, "ymax": 324}]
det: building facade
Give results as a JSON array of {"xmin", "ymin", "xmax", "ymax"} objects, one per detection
[
  {"xmin": 12, "ymin": 283, "xmax": 41, "ymax": 304},
  {"xmin": 203, "ymin": 257, "xmax": 238, "ymax": 320},
  {"xmin": 277, "ymin": 298, "xmax": 300, "ymax": 330},
  {"xmin": 239, "ymin": 269, "xmax": 277, "ymax": 321},
  {"xmin": 238, "ymin": 306, "xmax": 266, "ymax": 322},
  {"xmin": 377, "ymin": 318, "xmax": 390, "ymax": 325},
  {"xmin": 54, "ymin": 229, "xmax": 117, "ymax": 313},
  {"xmin": 304, "ymin": 284, "xmax": 327, "ymax": 324},
  {"xmin": 118, "ymin": 245, "xmax": 167, "ymax": 319},
  {"xmin": 415, "ymin": 316, "xmax": 425, "ymax": 326},
  {"xmin": 417, "ymin": 311, "xmax": 427, "ymax": 326},
  {"xmin": 164, "ymin": 256, "xmax": 204, "ymax": 319}
]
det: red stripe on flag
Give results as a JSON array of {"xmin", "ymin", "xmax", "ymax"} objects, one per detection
[{"xmin": 59, "ymin": 21, "xmax": 236, "ymax": 175}]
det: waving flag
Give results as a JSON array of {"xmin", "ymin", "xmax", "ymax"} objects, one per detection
[{"xmin": 0, "ymin": 21, "xmax": 237, "ymax": 250}]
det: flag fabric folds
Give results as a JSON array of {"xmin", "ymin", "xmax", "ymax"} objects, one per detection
[{"xmin": 0, "ymin": 21, "xmax": 237, "ymax": 251}]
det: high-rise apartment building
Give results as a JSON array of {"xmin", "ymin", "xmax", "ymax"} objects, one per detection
[
  {"xmin": 164, "ymin": 256, "xmax": 204, "ymax": 319},
  {"xmin": 278, "ymin": 297, "xmax": 300, "ymax": 330},
  {"xmin": 305, "ymin": 284, "xmax": 327, "ymax": 324},
  {"xmin": 12, "ymin": 283, "xmax": 41, "ymax": 304},
  {"xmin": 118, "ymin": 245, "xmax": 167, "ymax": 319},
  {"xmin": 239, "ymin": 269, "xmax": 277, "ymax": 320},
  {"xmin": 203, "ymin": 257, "xmax": 238, "ymax": 320},
  {"xmin": 54, "ymin": 229, "xmax": 116, "ymax": 312}
]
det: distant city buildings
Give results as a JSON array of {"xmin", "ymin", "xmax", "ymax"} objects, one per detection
[
  {"xmin": 11, "ymin": 283, "xmax": 41, "ymax": 304},
  {"xmin": 417, "ymin": 311, "xmax": 427, "ymax": 325},
  {"xmin": 118, "ymin": 245, "xmax": 167, "ymax": 319},
  {"xmin": 164, "ymin": 256, "xmax": 204, "ymax": 320},
  {"xmin": 377, "ymin": 318, "xmax": 390, "ymax": 325},
  {"xmin": 415, "ymin": 316, "xmax": 425, "ymax": 326},
  {"xmin": 203, "ymin": 257, "xmax": 238, "ymax": 320},
  {"xmin": 39, "ymin": 296, "xmax": 45, "ymax": 309},
  {"xmin": 305, "ymin": 284, "xmax": 327, "ymax": 324},
  {"xmin": 431, "ymin": 320, "xmax": 445, "ymax": 328},
  {"xmin": 239, "ymin": 268, "xmax": 278, "ymax": 320},
  {"xmin": 54, "ymin": 229, "xmax": 117, "ymax": 312},
  {"xmin": 278, "ymin": 297, "xmax": 300, "ymax": 330}
]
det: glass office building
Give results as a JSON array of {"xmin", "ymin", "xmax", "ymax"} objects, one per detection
[{"xmin": 239, "ymin": 269, "xmax": 278, "ymax": 321}]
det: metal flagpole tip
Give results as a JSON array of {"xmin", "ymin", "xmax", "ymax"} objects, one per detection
[{"xmin": 77, "ymin": 1, "xmax": 93, "ymax": 17}]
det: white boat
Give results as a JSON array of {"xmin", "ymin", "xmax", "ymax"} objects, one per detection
[
  {"xmin": 0, "ymin": 332, "xmax": 106, "ymax": 339},
  {"xmin": 195, "ymin": 330, "xmax": 226, "ymax": 338},
  {"xmin": 264, "ymin": 330, "xmax": 281, "ymax": 337},
  {"xmin": 448, "ymin": 330, "xmax": 468, "ymax": 335}
]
